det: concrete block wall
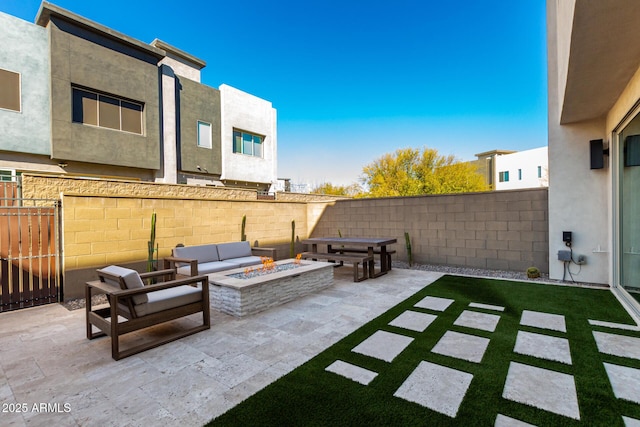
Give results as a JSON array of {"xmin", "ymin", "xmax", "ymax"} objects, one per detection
[
  {"xmin": 310, "ymin": 188, "xmax": 549, "ymax": 274},
  {"xmin": 61, "ymin": 194, "xmax": 312, "ymax": 298}
]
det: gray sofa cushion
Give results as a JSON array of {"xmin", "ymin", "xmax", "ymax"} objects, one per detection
[
  {"xmin": 173, "ymin": 244, "xmax": 219, "ymax": 263},
  {"xmin": 217, "ymin": 241, "xmax": 252, "ymax": 260},
  {"xmin": 97, "ymin": 265, "xmax": 148, "ymax": 305},
  {"xmin": 224, "ymin": 256, "xmax": 263, "ymax": 268},
  {"xmin": 177, "ymin": 260, "xmax": 238, "ymax": 276},
  {"xmin": 134, "ymin": 284, "xmax": 202, "ymax": 317}
]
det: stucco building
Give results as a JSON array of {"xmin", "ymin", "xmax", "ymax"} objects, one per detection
[
  {"xmin": 547, "ymin": 0, "xmax": 640, "ymax": 319},
  {"xmin": 473, "ymin": 147, "xmax": 548, "ymax": 190},
  {"xmin": 0, "ymin": 2, "xmax": 277, "ymax": 192}
]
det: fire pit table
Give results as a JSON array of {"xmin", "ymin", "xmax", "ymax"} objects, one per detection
[{"xmin": 207, "ymin": 259, "xmax": 334, "ymax": 317}]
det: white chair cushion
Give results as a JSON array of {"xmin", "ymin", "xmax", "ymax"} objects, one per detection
[
  {"xmin": 134, "ymin": 284, "xmax": 203, "ymax": 317},
  {"xmin": 97, "ymin": 265, "xmax": 148, "ymax": 305}
]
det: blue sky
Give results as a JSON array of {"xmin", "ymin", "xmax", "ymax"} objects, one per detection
[{"xmin": 2, "ymin": 0, "xmax": 548, "ymax": 187}]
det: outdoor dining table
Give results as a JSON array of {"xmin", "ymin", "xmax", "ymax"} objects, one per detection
[{"xmin": 300, "ymin": 237, "xmax": 397, "ymax": 278}]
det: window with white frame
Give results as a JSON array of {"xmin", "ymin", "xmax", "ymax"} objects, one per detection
[
  {"xmin": 499, "ymin": 171, "xmax": 509, "ymax": 182},
  {"xmin": 197, "ymin": 121, "xmax": 212, "ymax": 148},
  {"xmin": 233, "ymin": 129, "xmax": 263, "ymax": 157},
  {"xmin": 72, "ymin": 87, "xmax": 143, "ymax": 134},
  {"xmin": 0, "ymin": 68, "xmax": 21, "ymax": 112}
]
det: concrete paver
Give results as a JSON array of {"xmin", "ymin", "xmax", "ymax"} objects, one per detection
[
  {"xmin": 514, "ymin": 331, "xmax": 572, "ymax": 365},
  {"xmin": 394, "ymin": 360, "xmax": 473, "ymax": 418},
  {"xmin": 388, "ymin": 310, "xmax": 437, "ymax": 332}
]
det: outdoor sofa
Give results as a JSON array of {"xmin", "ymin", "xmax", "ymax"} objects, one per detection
[{"xmin": 163, "ymin": 241, "xmax": 276, "ymax": 276}]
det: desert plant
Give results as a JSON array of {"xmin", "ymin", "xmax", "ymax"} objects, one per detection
[
  {"xmin": 527, "ymin": 266, "xmax": 541, "ymax": 278},
  {"xmin": 147, "ymin": 212, "xmax": 158, "ymax": 272},
  {"xmin": 241, "ymin": 215, "xmax": 247, "ymax": 241},
  {"xmin": 290, "ymin": 220, "xmax": 296, "ymax": 258},
  {"xmin": 404, "ymin": 231, "xmax": 413, "ymax": 267}
]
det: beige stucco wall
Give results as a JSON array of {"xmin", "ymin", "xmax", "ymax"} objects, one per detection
[{"xmin": 547, "ymin": 0, "xmax": 610, "ymax": 285}]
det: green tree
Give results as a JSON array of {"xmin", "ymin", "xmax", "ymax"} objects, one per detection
[
  {"xmin": 361, "ymin": 147, "xmax": 488, "ymax": 197},
  {"xmin": 311, "ymin": 182, "xmax": 363, "ymax": 197}
]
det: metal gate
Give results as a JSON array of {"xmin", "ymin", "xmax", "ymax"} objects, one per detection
[{"xmin": 0, "ymin": 181, "xmax": 62, "ymax": 312}]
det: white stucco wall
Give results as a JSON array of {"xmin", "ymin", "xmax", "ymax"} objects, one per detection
[
  {"xmin": 547, "ymin": 0, "xmax": 609, "ymax": 285},
  {"xmin": 219, "ymin": 84, "xmax": 277, "ymax": 187},
  {"xmin": 0, "ymin": 12, "xmax": 50, "ymax": 155},
  {"xmin": 494, "ymin": 147, "xmax": 548, "ymax": 190}
]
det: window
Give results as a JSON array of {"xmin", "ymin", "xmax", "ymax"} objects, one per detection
[
  {"xmin": 518, "ymin": 169, "xmax": 522, "ymax": 180},
  {"xmin": 197, "ymin": 121, "xmax": 212, "ymax": 148},
  {"xmin": 72, "ymin": 87, "xmax": 143, "ymax": 134},
  {"xmin": 499, "ymin": 171, "xmax": 509, "ymax": 182},
  {"xmin": 233, "ymin": 129, "xmax": 263, "ymax": 157},
  {"xmin": 537, "ymin": 166, "xmax": 542, "ymax": 178},
  {"xmin": 0, "ymin": 170, "xmax": 14, "ymax": 182},
  {"xmin": 0, "ymin": 68, "xmax": 21, "ymax": 112}
]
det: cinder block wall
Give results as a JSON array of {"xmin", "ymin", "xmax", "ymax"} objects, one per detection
[
  {"xmin": 61, "ymin": 194, "xmax": 316, "ymax": 298},
  {"xmin": 310, "ymin": 188, "xmax": 549, "ymax": 273}
]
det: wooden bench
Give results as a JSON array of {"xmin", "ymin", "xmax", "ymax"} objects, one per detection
[
  {"xmin": 300, "ymin": 252, "xmax": 373, "ymax": 282},
  {"xmin": 330, "ymin": 247, "xmax": 396, "ymax": 271},
  {"xmin": 86, "ymin": 266, "xmax": 210, "ymax": 360}
]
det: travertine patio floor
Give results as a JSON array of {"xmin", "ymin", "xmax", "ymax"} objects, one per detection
[
  {"xmin": 0, "ymin": 267, "xmax": 441, "ymax": 427},
  {"xmin": 2, "ymin": 267, "xmax": 640, "ymax": 426}
]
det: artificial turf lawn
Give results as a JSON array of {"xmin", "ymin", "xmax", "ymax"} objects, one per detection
[{"xmin": 207, "ymin": 275, "xmax": 640, "ymax": 426}]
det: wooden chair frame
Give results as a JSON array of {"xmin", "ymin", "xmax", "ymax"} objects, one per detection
[{"xmin": 86, "ymin": 269, "xmax": 210, "ymax": 360}]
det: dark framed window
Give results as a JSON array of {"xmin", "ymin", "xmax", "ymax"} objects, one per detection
[
  {"xmin": 0, "ymin": 68, "xmax": 21, "ymax": 112},
  {"xmin": 233, "ymin": 129, "xmax": 263, "ymax": 157},
  {"xmin": 72, "ymin": 87, "xmax": 143, "ymax": 134},
  {"xmin": 499, "ymin": 171, "xmax": 509, "ymax": 182}
]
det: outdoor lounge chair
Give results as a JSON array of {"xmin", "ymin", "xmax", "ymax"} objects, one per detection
[{"xmin": 85, "ymin": 266, "xmax": 210, "ymax": 360}]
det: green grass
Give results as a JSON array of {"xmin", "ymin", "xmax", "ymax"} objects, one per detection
[{"xmin": 207, "ymin": 275, "xmax": 640, "ymax": 426}]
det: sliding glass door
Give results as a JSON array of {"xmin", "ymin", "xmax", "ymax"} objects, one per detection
[{"xmin": 618, "ymin": 113, "xmax": 640, "ymax": 304}]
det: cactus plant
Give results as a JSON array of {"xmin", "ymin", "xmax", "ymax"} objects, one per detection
[
  {"xmin": 147, "ymin": 212, "xmax": 158, "ymax": 272},
  {"xmin": 290, "ymin": 220, "xmax": 296, "ymax": 258},
  {"xmin": 241, "ymin": 215, "xmax": 247, "ymax": 241},
  {"xmin": 404, "ymin": 231, "xmax": 413, "ymax": 267},
  {"xmin": 527, "ymin": 267, "xmax": 540, "ymax": 278}
]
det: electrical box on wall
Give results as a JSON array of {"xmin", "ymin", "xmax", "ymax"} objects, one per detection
[
  {"xmin": 563, "ymin": 231, "xmax": 572, "ymax": 245},
  {"xmin": 558, "ymin": 250, "xmax": 571, "ymax": 261}
]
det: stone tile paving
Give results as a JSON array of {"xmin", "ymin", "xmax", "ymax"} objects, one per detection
[
  {"xmin": 589, "ymin": 319, "xmax": 640, "ymax": 331},
  {"xmin": 388, "ymin": 310, "xmax": 437, "ymax": 332},
  {"xmin": 593, "ymin": 331, "xmax": 640, "ymax": 360},
  {"xmin": 431, "ymin": 330, "xmax": 490, "ymax": 363},
  {"xmin": 351, "ymin": 330, "xmax": 414, "ymax": 362},
  {"xmin": 393, "ymin": 360, "xmax": 473, "ymax": 418},
  {"xmin": 469, "ymin": 302, "xmax": 505, "ymax": 312},
  {"xmin": 454, "ymin": 310, "xmax": 501, "ymax": 332},
  {"xmin": 604, "ymin": 363, "xmax": 640, "ymax": 405},
  {"xmin": 494, "ymin": 414, "xmax": 536, "ymax": 426},
  {"xmin": 513, "ymin": 331, "xmax": 572, "ymax": 365},
  {"xmin": 502, "ymin": 361, "xmax": 580, "ymax": 420},
  {"xmin": 624, "ymin": 415, "xmax": 640, "ymax": 427},
  {"xmin": 414, "ymin": 295, "xmax": 454, "ymax": 311},
  {"xmin": 325, "ymin": 360, "xmax": 378, "ymax": 385},
  {"xmin": 520, "ymin": 310, "xmax": 567, "ymax": 333}
]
